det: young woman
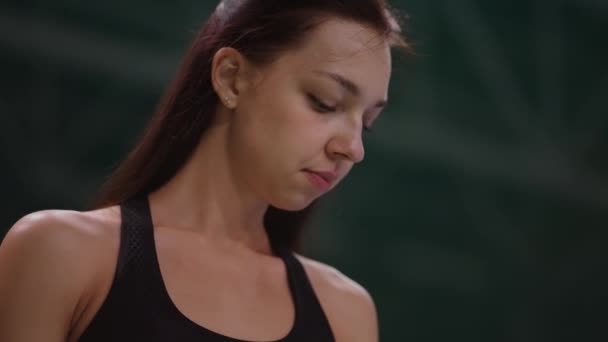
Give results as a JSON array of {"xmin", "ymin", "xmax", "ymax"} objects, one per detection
[{"xmin": 0, "ymin": 0, "xmax": 409, "ymax": 341}]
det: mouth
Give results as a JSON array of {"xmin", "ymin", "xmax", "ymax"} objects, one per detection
[{"xmin": 303, "ymin": 169, "xmax": 337, "ymax": 191}]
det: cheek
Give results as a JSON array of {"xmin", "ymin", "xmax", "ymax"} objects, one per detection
[
  {"xmin": 234, "ymin": 73, "xmax": 332, "ymax": 176},
  {"xmin": 254, "ymin": 91, "xmax": 325, "ymax": 157},
  {"xmin": 229, "ymin": 110, "xmax": 298, "ymax": 180}
]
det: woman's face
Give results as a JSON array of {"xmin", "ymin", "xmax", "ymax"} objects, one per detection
[{"xmin": 227, "ymin": 18, "xmax": 392, "ymax": 211}]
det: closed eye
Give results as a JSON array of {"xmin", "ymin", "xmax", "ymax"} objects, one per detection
[
  {"xmin": 307, "ymin": 93, "xmax": 337, "ymax": 113},
  {"xmin": 307, "ymin": 93, "xmax": 376, "ymax": 134}
]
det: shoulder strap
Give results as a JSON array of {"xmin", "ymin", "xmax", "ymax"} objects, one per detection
[
  {"xmin": 276, "ymin": 248, "xmax": 336, "ymax": 341},
  {"xmin": 79, "ymin": 196, "xmax": 161, "ymax": 341},
  {"xmin": 116, "ymin": 196, "xmax": 154, "ymax": 278},
  {"xmin": 115, "ymin": 196, "xmax": 167, "ymax": 302}
]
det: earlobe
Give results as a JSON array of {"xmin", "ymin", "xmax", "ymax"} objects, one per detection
[{"xmin": 224, "ymin": 96, "xmax": 235, "ymax": 109}]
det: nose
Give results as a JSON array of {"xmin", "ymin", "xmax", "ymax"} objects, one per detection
[{"xmin": 326, "ymin": 122, "xmax": 365, "ymax": 164}]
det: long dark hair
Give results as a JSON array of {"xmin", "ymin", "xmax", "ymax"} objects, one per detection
[{"xmin": 93, "ymin": 0, "xmax": 410, "ymax": 251}]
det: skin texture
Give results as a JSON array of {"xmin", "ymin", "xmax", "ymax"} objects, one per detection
[{"xmin": 0, "ymin": 18, "xmax": 390, "ymax": 342}]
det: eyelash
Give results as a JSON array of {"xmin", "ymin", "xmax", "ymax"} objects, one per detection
[
  {"xmin": 307, "ymin": 93, "xmax": 336, "ymax": 113},
  {"xmin": 307, "ymin": 94, "xmax": 373, "ymax": 133}
]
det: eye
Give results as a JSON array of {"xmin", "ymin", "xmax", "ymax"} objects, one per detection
[{"xmin": 307, "ymin": 93, "xmax": 337, "ymax": 113}]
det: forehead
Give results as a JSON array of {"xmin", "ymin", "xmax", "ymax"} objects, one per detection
[{"xmin": 269, "ymin": 18, "xmax": 392, "ymax": 96}]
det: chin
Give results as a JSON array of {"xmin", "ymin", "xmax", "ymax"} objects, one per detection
[{"xmin": 269, "ymin": 193, "xmax": 318, "ymax": 212}]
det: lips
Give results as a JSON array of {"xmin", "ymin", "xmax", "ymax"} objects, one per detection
[{"xmin": 303, "ymin": 169, "xmax": 337, "ymax": 190}]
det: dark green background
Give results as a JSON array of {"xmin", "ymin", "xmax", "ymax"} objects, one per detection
[{"xmin": 1, "ymin": 1, "xmax": 607, "ymax": 341}]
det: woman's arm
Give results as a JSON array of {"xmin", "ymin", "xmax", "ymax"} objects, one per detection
[{"xmin": 0, "ymin": 212, "xmax": 92, "ymax": 342}]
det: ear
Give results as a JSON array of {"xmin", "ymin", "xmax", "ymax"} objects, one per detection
[{"xmin": 211, "ymin": 47, "xmax": 252, "ymax": 109}]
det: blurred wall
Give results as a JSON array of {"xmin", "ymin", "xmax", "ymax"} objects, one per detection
[{"xmin": 1, "ymin": 0, "xmax": 607, "ymax": 341}]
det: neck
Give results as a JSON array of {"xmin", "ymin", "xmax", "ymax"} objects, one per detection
[{"xmin": 148, "ymin": 117, "xmax": 273, "ymax": 255}]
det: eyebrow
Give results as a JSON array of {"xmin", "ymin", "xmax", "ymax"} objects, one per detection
[{"xmin": 313, "ymin": 70, "xmax": 387, "ymax": 109}]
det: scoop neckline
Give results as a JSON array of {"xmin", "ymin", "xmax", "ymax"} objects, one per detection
[{"xmin": 141, "ymin": 196, "xmax": 300, "ymax": 342}]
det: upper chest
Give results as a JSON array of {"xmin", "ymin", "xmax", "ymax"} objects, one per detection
[
  {"xmin": 73, "ymin": 212, "xmax": 352, "ymax": 341},
  {"xmin": 79, "ymin": 224, "xmax": 298, "ymax": 341},
  {"xmin": 153, "ymin": 228, "xmax": 293, "ymax": 312}
]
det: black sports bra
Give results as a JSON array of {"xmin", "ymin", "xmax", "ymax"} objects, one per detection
[{"xmin": 78, "ymin": 196, "xmax": 335, "ymax": 341}]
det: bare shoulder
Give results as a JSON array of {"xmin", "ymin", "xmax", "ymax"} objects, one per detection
[
  {"xmin": 3, "ymin": 207, "xmax": 121, "ymax": 264},
  {"xmin": 295, "ymin": 254, "xmax": 379, "ymax": 342},
  {"xmin": 0, "ymin": 206, "xmax": 120, "ymax": 341},
  {"xmin": 6, "ymin": 206, "xmax": 120, "ymax": 240},
  {"xmin": 2, "ymin": 206, "xmax": 122, "ymax": 294}
]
